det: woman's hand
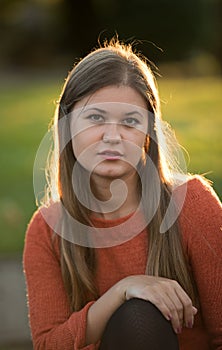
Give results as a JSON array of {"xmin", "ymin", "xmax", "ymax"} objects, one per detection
[
  {"xmin": 86, "ymin": 274, "xmax": 198, "ymax": 344},
  {"xmin": 120, "ymin": 275, "xmax": 198, "ymax": 334}
]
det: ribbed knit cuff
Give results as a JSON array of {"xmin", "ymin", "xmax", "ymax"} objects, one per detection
[{"xmin": 68, "ymin": 301, "xmax": 99, "ymax": 350}]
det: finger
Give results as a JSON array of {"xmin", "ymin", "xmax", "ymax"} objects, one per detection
[
  {"xmin": 173, "ymin": 283, "xmax": 195, "ymax": 328},
  {"xmin": 149, "ymin": 293, "xmax": 182, "ymax": 334},
  {"xmin": 165, "ymin": 293, "xmax": 185, "ymax": 333},
  {"xmin": 156, "ymin": 280, "xmax": 186, "ymax": 331}
]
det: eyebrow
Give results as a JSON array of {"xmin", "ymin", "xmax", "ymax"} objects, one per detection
[
  {"xmin": 84, "ymin": 107, "xmax": 108, "ymax": 114},
  {"xmin": 83, "ymin": 107, "xmax": 145, "ymax": 118},
  {"xmin": 124, "ymin": 111, "xmax": 144, "ymax": 118}
]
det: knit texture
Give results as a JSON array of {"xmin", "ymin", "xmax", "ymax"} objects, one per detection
[{"xmin": 23, "ymin": 176, "xmax": 222, "ymax": 349}]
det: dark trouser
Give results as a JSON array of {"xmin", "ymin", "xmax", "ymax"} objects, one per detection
[{"xmin": 99, "ymin": 298, "xmax": 179, "ymax": 350}]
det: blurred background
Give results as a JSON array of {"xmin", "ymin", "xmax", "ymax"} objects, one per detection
[{"xmin": 0, "ymin": 0, "xmax": 221, "ymax": 348}]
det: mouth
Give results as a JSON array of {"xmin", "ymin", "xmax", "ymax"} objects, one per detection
[{"xmin": 97, "ymin": 150, "xmax": 123, "ymax": 160}]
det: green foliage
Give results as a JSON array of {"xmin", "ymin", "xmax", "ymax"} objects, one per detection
[
  {"xmin": 0, "ymin": 76, "xmax": 221, "ymax": 254},
  {"xmin": 95, "ymin": 0, "xmax": 207, "ymax": 61},
  {"xmin": 0, "ymin": 0, "xmax": 221, "ymax": 66}
]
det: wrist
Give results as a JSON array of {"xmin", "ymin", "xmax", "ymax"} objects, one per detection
[{"xmin": 115, "ymin": 278, "xmax": 128, "ymax": 304}]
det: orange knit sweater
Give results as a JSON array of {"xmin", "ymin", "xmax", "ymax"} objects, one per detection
[{"xmin": 23, "ymin": 176, "xmax": 222, "ymax": 349}]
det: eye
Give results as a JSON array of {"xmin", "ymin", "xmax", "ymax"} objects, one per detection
[
  {"xmin": 122, "ymin": 117, "xmax": 140, "ymax": 127},
  {"xmin": 87, "ymin": 114, "xmax": 105, "ymax": 123}
]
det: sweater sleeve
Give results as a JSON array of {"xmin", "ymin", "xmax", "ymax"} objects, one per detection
[
  {"xmin": 180, "ymin": 176, "xmax": 222, "ymax": 349},
  {"xmin": 23, "ymin": 208, "xmax": 99, "ymax": 350}
]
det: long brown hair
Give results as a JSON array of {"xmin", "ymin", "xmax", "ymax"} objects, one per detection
[{"xmin": 50, "ymin": 39, "xmax": 198, "ymax": 311}]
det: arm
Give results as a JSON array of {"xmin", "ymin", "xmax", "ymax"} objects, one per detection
[
  {"xmin": 23, "ymin": 209, "xmax": 97, "ymax": 350},
  {"xmin": 179, "ymin": 176, "xmax": 222, "ymax": 349},
  {"xmin": 86, "ymin": 274, "xmax": 197, "ymax": 345},
  {"xmin": 24, "ymin": 209, "xmax": 196, "ymax": 349}
]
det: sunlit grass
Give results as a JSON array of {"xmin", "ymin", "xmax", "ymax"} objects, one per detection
[
  {"xmin": 0, "ymin": 78, "xmax": 61, "ymax": 254},
  {"xmin": 158, "ymin": 77, "xmax": 222, "ymax": 195},
  {"xmin": 0, "ymin": 76, "xmax": 221, "ymax": 253}
]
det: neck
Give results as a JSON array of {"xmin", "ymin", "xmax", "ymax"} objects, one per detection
[{"xmin": 90, "ymin": 171, "xmax": 141, "ymax": 220}]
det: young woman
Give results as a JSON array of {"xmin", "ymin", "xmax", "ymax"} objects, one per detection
[{"xmin": 23, "ymin": 40, "xmax": 222, "ymax": 350}]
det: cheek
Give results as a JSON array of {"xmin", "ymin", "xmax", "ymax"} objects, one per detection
[
  {"xmin": 71, "ymin": 133, "xmax": 98, "ymax": 170},
  {"xmin": 71, "ymin": 134, "xmax": 87, "ymax": 159},
  {"xmin": 71, "ymin": 128, "xmax": 93, "ymax": 157},
  {"xmin": 123, "ymin": 139, "xmax": 146, "ymax": 168},
  {"xmin": 71, "ymin": 126, "xmax": 103, "ymax": 157},
  {"xmin": 126, "ymin": 131, "xmax": 147, "ymax": 148}
]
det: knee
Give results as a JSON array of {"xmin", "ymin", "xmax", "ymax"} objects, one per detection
[
  {"xmin": 115, "ymin": 297, "xmax": 164, "ymax": 326},
  {"xmin": 100, "ymin": 298, "xmax": 179, "ymax": 350},
  {"xmin": 121, "ymin": 297, "xmax": 158, "ymax": 315}
]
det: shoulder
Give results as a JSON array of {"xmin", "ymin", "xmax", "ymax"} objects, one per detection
[
  {"xmin": 23, "ymin": 203, "xmax": 62, "ymax": 285},
  {"xmin": 25, "ymin": 201, "xmax": 61, "ymax": 248},
  {"xmin": 174, "ymin": 174, "xmax": 221, "ymax": 216},
  {"xmin": 174, "ymin": 175, "xmax": 222, "ymax": 244},
  {"xmin": 186, "ymin": 174, "xmax": 221, "ymax": 201}
]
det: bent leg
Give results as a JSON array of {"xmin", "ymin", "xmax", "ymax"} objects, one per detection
[{"xmin": 99, "ymin": 298, "xmax": 179, "ymax": 350}]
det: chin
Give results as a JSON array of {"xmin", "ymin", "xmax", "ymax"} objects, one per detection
[
  {"xmin": 93, "ymin": 170, "xmax": 125, "ymax": 179},
  {"xmin": 92, "ymin": 164, "xmax": 134, "ymax": 179}
]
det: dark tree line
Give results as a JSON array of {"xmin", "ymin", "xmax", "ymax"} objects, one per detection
[{"xmin": 0, "ymin": 0, "xmax": 221, "ymax": 69}]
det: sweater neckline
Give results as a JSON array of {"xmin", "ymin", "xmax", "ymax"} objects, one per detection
[{"xmin": 90, "ymin": 211, "xmax": 135, "ymax": 226}]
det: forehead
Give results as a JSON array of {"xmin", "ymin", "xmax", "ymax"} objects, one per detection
[{"xmin": 73, "ymin": 85, "xmax": 148, "ymax": 110}]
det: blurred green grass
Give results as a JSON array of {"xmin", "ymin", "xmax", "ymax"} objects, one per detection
[
  {"xmin": 159, "ymin": 77, "xmax": 222, "ymax": 195},
  {"xmin": 0, "ymin": 76, "xmax": 221, "ymax": 254},
  {"xmin": 0, "ymin": 77, "xmax": 61, "ymax": 254}
]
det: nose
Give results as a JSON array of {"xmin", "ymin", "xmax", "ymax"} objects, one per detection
[{"xmin": 103, "ymin": 122, "xmax": 121, "ymax": 144}]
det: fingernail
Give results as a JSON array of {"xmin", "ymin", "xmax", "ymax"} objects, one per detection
[
  {"xmin": 167, "ymin": 314, "xmax": 172, "ymax": 321},
  {"xmin": 176, "ymin": 327, "xmax": 182, "ymax": 334}
]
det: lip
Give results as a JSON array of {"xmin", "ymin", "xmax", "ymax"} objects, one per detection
[{"xmin": 97, "ymin": 149, "xmax": 123, "ymax": 160}]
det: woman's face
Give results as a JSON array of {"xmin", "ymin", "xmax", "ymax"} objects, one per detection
[{"xmin": 70, "ymin": 85, "xmax": 148, "ymax": 180}]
